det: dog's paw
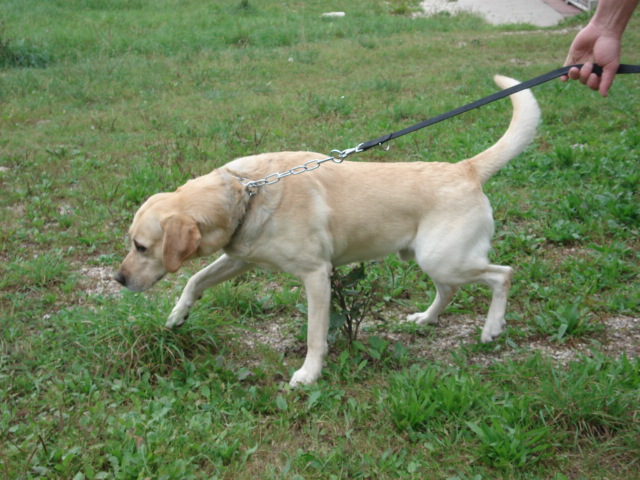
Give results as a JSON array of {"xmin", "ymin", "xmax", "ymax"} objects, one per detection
[
  {"xmin": 480, "ymin": 320, "xmax": 505, "ymax": 343},
  {"xmin": 289, "ymin": 367, "xmax": 320, "ymax": 387},
  {"xmin": 166, "ymin": 304, "xmax": 190, "ymax": 329},
  {"xmin": 406, "ymin": 312, "xmax": 437, "ymax": 325}
]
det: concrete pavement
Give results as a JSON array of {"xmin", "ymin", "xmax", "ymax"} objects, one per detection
[{"xmin": 420, "ymin": 0, "xmax": 582, "ymax": 27}]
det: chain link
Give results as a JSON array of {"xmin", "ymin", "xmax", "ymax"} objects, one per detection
[{"xmin": 243, "ymin": 145, "xmax": 362, "ymax": 193}]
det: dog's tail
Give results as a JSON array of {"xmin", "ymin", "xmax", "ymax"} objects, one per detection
[{"xmin": 463, "ymin": 75, "xmax": 540, "ymax": 185}]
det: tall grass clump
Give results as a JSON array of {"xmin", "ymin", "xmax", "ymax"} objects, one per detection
[{"xmin": 0, "ymin": 21, "xmax": 49, "ymax": 68}]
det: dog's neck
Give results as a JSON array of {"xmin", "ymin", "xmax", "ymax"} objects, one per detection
[
  {"xmin": 219, "ymin": 168, "xmax": 280, "ymax": 259},
  {"xmin": 180, "ymin": 170, "xmax": 252, "ymax": 257},
  {"xmin": 224, "ymin": 172, "xmax": 255, "ymax": 239}
]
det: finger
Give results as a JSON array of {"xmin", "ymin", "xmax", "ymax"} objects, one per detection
[
  {"xmin": 579, "ymin": 62, "xmax": 594, "ymax": 85},
  {"xmin": 599, "ymin": 78, "xmax": 612, "ymax": 97},
  {"xmin": 598, "ymin": 64, "xmax": 619, "ymax": 97},
  {"xmin": 586, "ymin": 73, "xmax": 601, "ymax": 91},
  {"xmin": 568, "ymin": 66, "xmax": 581, "ymax": 80}
]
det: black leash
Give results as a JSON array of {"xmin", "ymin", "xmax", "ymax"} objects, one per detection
[
  {"xmin": 245, "ymin": 63, "xmax": 640, "ymax": 192},
  {"xmin": 355, "ymin": 63, "xmax": 640, "ymax": 154}
]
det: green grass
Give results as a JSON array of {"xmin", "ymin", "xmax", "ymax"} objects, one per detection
[{"xmin": 1, "ymin": 0, "xmax": 639, "ymax": 478}]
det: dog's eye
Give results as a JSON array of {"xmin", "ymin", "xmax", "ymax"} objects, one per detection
[{"xmin": 134, "ymin": 241, "xmax": 147, "ymax": 253}]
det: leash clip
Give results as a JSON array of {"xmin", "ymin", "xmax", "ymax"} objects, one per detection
[{"xmin": 331, "ymin": 143, "xmax": 364, "ymax": 162}]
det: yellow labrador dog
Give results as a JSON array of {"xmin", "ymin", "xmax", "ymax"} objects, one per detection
[{"xmin": 115, "ymin": 76, "xmax": 540, "ymax": 386}]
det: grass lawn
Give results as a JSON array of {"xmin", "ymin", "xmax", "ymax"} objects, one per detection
[{"xmin": 1, "ymin": 1, "xmax": 639, "ymax": 478}]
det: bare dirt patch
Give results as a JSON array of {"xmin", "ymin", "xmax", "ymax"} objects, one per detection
[
  {"xmin": 77, "ymin": 266, "xmax": 638, "ymax": 367},
  {"xmin": 78, "ymin": 265, "xmax": 122, "ymax": 297},
  {"xmin": 242, "ymin": 308, "xmax": 640, "ymax": 368}
]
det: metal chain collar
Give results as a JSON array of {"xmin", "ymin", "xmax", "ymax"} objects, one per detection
[{"xmin": 243, "ymin": 145, "xmax": 362, "ymax": 194}]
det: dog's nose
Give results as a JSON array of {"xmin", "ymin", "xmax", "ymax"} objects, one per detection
[{"xmin": 114, "ymin": 271, "xmax": 127, "ymax": 286}]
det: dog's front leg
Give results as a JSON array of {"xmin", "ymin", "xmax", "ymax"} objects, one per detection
[
  {"xmin": 290, "ymin": 264, "xmax": 332, "ymax": 387},
  {"xmin": 166, "ymin": 254, "xmax": 252, "ymax": 329}
]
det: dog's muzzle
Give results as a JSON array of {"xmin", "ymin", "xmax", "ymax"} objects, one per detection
[{"xmin": 114, "ymin": 271, "xmax": 127, "ymax": 287}]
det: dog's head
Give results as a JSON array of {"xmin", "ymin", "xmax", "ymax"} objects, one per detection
[
  {"xmin": 114, "ymin": 171, "xmax": 249, "ymax": 292},
  {"xmin": 114, "ymin": 193, "xmax": 202, "ymax": 292}
]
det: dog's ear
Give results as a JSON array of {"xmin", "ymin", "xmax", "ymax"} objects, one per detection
[{"xmin": 162, "ymin": 214, "xmax": 201, "ymax": 273}]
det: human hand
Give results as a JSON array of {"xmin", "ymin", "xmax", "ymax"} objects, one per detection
[{"xmin": 561, "ymin": 22, "xmax": 622, "ymax": 97}]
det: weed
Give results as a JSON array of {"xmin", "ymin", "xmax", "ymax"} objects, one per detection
[
  {"xmin": 467, "ymin": 420, "xmax": 552, "ymax": 469},
  {"xmin": 0, "ymin": 21, "xmax": 49, "ymax": 69},
  {"xmin": 0, "ymin": 251, "xmax": 74, "ymax": 292},
  {"xmin": 533, "ymin": 299, "xmax": 603, "ymax": 342},
  {"xmin": 387, "ymin": 364, "xmax": 486, "ymax": 433},
  {"xmin": 330, "ymin": 263, "xmax": 383, "ymax": 344},
  {"xmin": 537, "ymin": 353, "xmax": 640, "ymax": 437}
]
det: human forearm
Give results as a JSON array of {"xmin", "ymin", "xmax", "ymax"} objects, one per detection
[{"xmin": 591, "ymin": 0, "xmax": 640, "ymax": 35}]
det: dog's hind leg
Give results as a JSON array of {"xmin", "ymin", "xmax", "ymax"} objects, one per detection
[
  {"xmin": 475, "ymin": 264, "xmax": 513, "ymax": 343},
  {"xmin": 408, "ymin": 230, "xmax": 512, "ymax": 342},
  {"xmin": 406, "ymin": 281, "xmax": 458, "ymax": 326},
  {"xmin": 407, "ymin": 263, "xmax": 512, "ymax": 342},
  {"xmin": 166, "ymin": 254, "xmax": 252, "ymax": 329},
  {"xmin": 290, "ymin": 263, "xmax": 332, "ymax": 387}
]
